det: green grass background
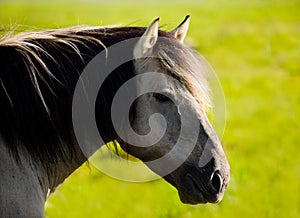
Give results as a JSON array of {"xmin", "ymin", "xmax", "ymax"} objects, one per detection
[{"xmin": 1, "ymin": 0, "xmax": 299, "ymax": 217}]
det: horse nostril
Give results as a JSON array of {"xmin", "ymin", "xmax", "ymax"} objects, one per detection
[{"xmin": 210, "ymin": 171, "xmax": 223, "ymax": 193}]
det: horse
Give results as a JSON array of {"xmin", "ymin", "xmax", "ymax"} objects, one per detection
[{"xmin": 0, "ymin": 15, "xmax": 230, "ymax": 217}]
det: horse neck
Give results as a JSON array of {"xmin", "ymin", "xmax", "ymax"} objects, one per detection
[
  {"xmin": 0, "ymin": 28, "xmax": 136, "ymax": 193},
  {"xmin": 0, "ymin": 137, "xmax": 48, "ymax": 216}
]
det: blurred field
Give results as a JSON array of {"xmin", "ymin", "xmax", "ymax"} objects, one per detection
[{"xmin": 1, "ymin": 0, "xmax": 299, "ymax": 217}]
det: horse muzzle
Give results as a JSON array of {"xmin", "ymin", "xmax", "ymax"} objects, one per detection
[{"xmin": 165, "ymin": 157, "xmax": 230, "ymax": 205}]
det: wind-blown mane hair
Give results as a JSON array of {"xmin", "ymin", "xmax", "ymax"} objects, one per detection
[{"xmin": 0, "ymin": 25, "xmax": 210, "ymax": 169}]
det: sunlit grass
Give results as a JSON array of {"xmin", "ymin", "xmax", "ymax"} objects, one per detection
[{"xmin": 1, "ymin": 0, "xmax": 299, "ymax": 217}]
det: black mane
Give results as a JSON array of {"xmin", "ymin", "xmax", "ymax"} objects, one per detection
[
  {"xmin": 0, "ymin": 25, "xmax": 211, "ymax": 172},
  {"xmin": 0, "ymin": 26, "xmax": 175, "ymax": 168}
]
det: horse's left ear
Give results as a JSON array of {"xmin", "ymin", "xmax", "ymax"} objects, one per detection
[
  {"xmin": 134, "ymin": 17, "xmax": 159, "ymax": 58},
  {"xmin": 170, "ymin": 15, "xmax": 190, "ymax": 43}
]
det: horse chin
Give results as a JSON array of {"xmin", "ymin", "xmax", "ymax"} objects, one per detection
[
  {"xmin": 177, "ymin": 175, "xmax": 208, "ymax": 204},
  {"xmin": 163, "ymin": 174, "xmax": 206, "ymax": 205},
  {"xmin": 164, "ymin": 172, "xmax": 224, "ymax": 205}
]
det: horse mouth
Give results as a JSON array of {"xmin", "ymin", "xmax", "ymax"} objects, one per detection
[
  {"xmin": 178, "ymin": 173, "xmax": 225, "ymax": 204},
  {"xmin": 178, "ymin": 174, "xmax": 208, "ymax": 204}
]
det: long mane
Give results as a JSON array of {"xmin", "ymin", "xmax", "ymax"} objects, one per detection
[{"xmin": 0, "ymin": 25, "xmax": 210, "ymax": 168}]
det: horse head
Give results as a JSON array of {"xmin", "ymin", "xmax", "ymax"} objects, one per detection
[{"xmin": 123, "ymin": 16, "xmax": 230, "ymax": 204}]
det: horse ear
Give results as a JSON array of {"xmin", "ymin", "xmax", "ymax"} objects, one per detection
[
  {"xmin": 170, "ymin": 15, "xmax": 190, "ymax": 43},
  {"xmin": 134, "ymin": 17, "xmax": 159, "ymax": 58}
]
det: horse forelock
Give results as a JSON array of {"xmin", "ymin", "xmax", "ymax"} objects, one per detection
[{"xmin": 153, "ymin": 38, "xmax": 212, "ymax": 111}]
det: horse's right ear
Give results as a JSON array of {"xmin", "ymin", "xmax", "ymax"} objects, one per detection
[{"xmin": 134, "ymin": 17, "xmax": 159, "ymax": 58}]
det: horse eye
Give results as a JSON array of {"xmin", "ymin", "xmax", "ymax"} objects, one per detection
[{"xmin": 153, "ymin": 93, "xmax": 171, "ymax": 102}]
